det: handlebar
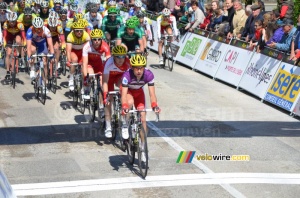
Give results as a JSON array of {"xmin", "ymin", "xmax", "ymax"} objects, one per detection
[
  {"xmin": 128, "ymin": 108, "xmax": 160, "ymax": 122},
  {"xmin": 31, "ymin": 54, "xmax": 53, "ymax": 58},
  {"xmin": 87, "ymin": 73, "xmax": 102, "ymax": 78}
]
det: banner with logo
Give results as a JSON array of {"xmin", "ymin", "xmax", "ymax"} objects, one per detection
[
  {"xmin": 264, "ymin": 55, "xmax": 300, "ymax": 112},
  {"xmin": 214, "ymin": 39, "xmax": 254, "ymax": 86},
  {"xmin": 238, "ymin": 47, "xmax": 284, "ymax": 99},
  {"xmin": 176, "ymin": 32, "xmax": 208, "ymax": 69},
  {"xmin": 194, "ymin": 33, "xmax": 231, "ymax": 77}
]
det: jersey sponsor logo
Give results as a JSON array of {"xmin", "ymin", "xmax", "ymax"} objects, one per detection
[{"xmin": 122, "ymin": 77, "xmax": 128, "ymax": 85}]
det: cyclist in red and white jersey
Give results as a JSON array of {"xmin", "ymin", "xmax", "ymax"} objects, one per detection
[
  {"xmin": 102, "ymin": 45, "xmax": 131, "ymax": 138},
  {"xmin": 157, "ymin": 8, "xmax": 178, "ymax": 65}
]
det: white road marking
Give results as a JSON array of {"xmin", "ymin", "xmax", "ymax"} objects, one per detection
[{"xmin": 12, "ymin": 173, "xmax": 300, "ymax": 196}]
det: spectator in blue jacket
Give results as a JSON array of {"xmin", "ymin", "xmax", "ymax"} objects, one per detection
[{"xmin": 267, "ymin": 19, "xmax": 296, "ymax": 52}]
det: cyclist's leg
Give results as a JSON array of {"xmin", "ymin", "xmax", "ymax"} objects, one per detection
[
  {"xmin": 82, "ymin": 65, "xmax": 95, "ymax": 98},
  {"xmin": 15, "ymin": 35, "xmax": 22, "ymax": 57},
  {"xmin": 53, "ymin": 38, "xmax": 60, "ymax": 73},
  {"xmin": 69, "ymin": 50, "xmax": 80, "ymax": 90},
  {"xmin": 5, "ymin": 45, "xmax": 12, "ymax": 79},
  {"xmin": 29, "ymin": 44, "xmax": 37, "ymax": 79}
]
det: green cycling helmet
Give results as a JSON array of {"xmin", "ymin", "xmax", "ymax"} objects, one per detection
[
  {"xmin": 126, "ymin": 19, "xmax": 137, "ymax": 29},
  {"xmin": 131, "ymin": 16, "xmax": 140, "ymax": 26},
  {"xmin": 108, "ymin": 7, "xmax": 117, "ymax": 15}
]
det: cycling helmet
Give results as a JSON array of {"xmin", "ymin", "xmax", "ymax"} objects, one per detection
[
  {"xmin": 35, "ymin": 0, "xmax": 42, "ymax": 4},
  {"xmin": 131, "ymin": 16, "xmax": 140, "ymax": 26},
  {"xmin": 130, "ymin": 54, "xmax": 146, "ymax": 67},
  {"xmin": 90, "ymin": 29, "xmax": 104, "ymax": 38},
  {"xmin": 41, "ymin": 1, "xmax": 49, "ymax": 7},
  {"xmin": 134, "ymin": 0, "xmax": 142, "ymax": 8},
  {"xmin": 92, "ymin": 0, "xmax": 101, "ymax": 4},
  {"xmin": 0, "ymin": 2, "xmax": 7, "ymax": 10},
  {"xmin": 24, "ymin": 7, "xmax": 33, "ymax": 15},
  {"xmin": 53, "ymin": 0, "xmax": 62, "ymax": 4},
  {"xmin": 136, "ymin": 10, "xmax": 145, "ymax": 18},
  {"xmin": 60, "ymin": 8, "xmax": 67, "ymax": 15},
  {"xmin": 126, "ymin": 19, "xmax": 136, "ymax": 29},
  {"xmin": 32, "ymin": 17, "xmax": 44, "ymax": 28},
  {"xmin": 108, "ymin": 7, "xmax": 117, "ymax": 15},
  {"xmin": 72, "ymin": 21, "xmax": 85, "ymax": 29},
  {"xmin": 78, "ymin": 18, "xmax": 88, "ymax": 28},
  {"xmin": 162, "ymin": 8, "xmax": 171, "ymax": 16},
  {"xmin": 49, "ymin": 11, "xmax": 59, "ymax": 19},
  {"xmin": 69, "ymin": 3, "xmax": 78, "ymax": 11},
  {"xmin": 7, "ymin": 12, "xmax": 18, "ymax": 21},
  {"xmin": 25, "ymin": 0, "xmax": 32, "ymax": 5},
  {"xmin": 48, "ymin": 16, "xmax": 59, "ymax": 27},
  {"xmin": 112, "ymin": 45, "xmax": 127, "ymax": 56},
  {"xmin": 74, "ymin": 13, "xmax": 83, "ymax": 20},
  {"xmin": 108, "ymin": 1, "xmax": 116, "ymax": 7}
]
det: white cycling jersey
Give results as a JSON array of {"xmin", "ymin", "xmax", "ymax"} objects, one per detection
[
  {"xmin": 139, "ymin": 17, "xmax": 153, "ymax": 41},
  {"xmin": 84, "ymin": 12, "xmax": 102, "ymax": 30}
]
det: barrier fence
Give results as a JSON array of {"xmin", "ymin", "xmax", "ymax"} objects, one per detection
[{"xmin": 122, "ymin": 10, "xmax": 300, "ymax": 118}]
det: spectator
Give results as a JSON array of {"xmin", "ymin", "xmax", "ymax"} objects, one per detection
[
  {"xmin": 270, "ymin": 9, "xmax": 280, "ymax": 22},
  {"xmin": 258, "ymin": 21, "xmax": 284, "ymax": 51},
  {"xmin": 164, "ymin": 0, "xmax": 176, "ymax": 12},
  {"xmin": 242, "ymin": 4, "xmax": 263, "ymax": 42},
  {"xmin": 278, "ymin": 0, "xmax": 294, "ymax": 21},
  {"xmin": 178, "ymin": 0, "xmax": 191, "ymax": 23},
  {"xmin": 207, "ymin": 8, "xmax": 224, "ymax": 32},
  {"xmin": 227, "ymin": 0, "xmax": 247, "ymax": 39},
  {"xmin": 211, "ymin": 0, "xmax": 220, "ymax": 12},
  {"xmin": 184, "ymin": 1, "xmax": 205, "ymax": 32},
  {"xmin": 290, "ymin": 15, "xmax": 300, "ymax": 62},
  {"xmin": 217, "ymin": 0, "xmax": 234, "ymax": 37},
  {"xmin": 267, "ymin": 19, "xmax": 297, "ymax": 52},
  {"xmin": 257, "ymin": 0, "xmax": 265, "ymax": 13},
  {"xmin": 249, "ymin": 19, "xmax": 263, "ymax": 50},
  {"xmin": 200, "ymin": 4, "xmax": 213, "ymax": 30},
  {"xmin": 245, "ymin": 5, "xmax": 252, "ymax": 17}
]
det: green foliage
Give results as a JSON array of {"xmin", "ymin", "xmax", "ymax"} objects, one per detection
[{"xmin": 294, "ymin": 0, "xmax": 299, "ymax": 25}]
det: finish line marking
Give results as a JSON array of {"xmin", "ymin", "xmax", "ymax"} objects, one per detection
[{"xmin": 12, "ymin": 173, "xmax": 300, "ymax": 196}]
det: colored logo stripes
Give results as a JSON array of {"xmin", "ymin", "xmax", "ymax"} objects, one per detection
[{"xmin": 176, "ymin": 151, "xmax": 196, "ymax": 163}]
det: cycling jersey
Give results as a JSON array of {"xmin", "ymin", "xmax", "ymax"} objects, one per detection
[
  {"xmin": 26, "ymin": 26, "xmax": 52, "ymax": 54},
  {"xmin": 66, "ymin": 31, "xmax": 90, "ymax": 50},
  {"xmin": 44, "ymin": 20, "xmax": 66, "ymax": 48},
  {"xmin": 84, "ymin": 12, "xmax": 102, "ymax": 30},
  {"xmin": 82, "ymin": 40, "xmax": 111, "ymax": 73},
  {"xmin": 2, "ymin": 22, "xmax": 26, "ymax": 47},
  {"xmin": 138, "ymin": 17, "xmax": 153, "ymax": 41},
  {"xmin": 157, "ymin": 15, "xmax": 178, "ymax": 39},
  {"xmin": 116, "ymin": 26, "xmax": 143, "ymax": 51},
  {"xmin": 104, "ymin": 56, "xmax": 131, "ymax": 91},
  {"xmin": 102, "ymin": 15, "xmax": 124, "ymax": 40}
]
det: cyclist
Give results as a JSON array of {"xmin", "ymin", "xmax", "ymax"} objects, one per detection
[
  {"xmin": 45, "ymin": 16, "xmax": 66, "ymax": 73},
  {"xmin": 39, "ymin": 1, "xmax": 50, "ymax": 21},
  {"xmin": 17, "ymin": 7, "xmax": 38, "ymax": 33},
  {"xmin": 59, "ymin": 8, "xmax": 68, "ymax": 38},
  {"xmin": 82, "ymin": 29, "xmax": 110, "ymax": 100},
  {"xmin": 66, "ymin": 21, "xmax": 90, "ymax": 91},
  {"xmin": 32, "ymin": 0, "xmax": 42, "ymax": 15},
  {"xmin": 102, "ymin": 7, "xmax": 124, "ymax": 42},
  {"xmin": 0, "ymin": 2, "xmax": 7, "ymax": 27},
  {"xmin": 52, "ymin": 0, "xmax": 62, "ymax": 13},
  {"xmin": 84, "ymin": 4, "xmax": 102, "ymax": 30},
  {"xmin": 128, "ymin": 0, "xmax": 144, "ymax": 18},
  {"xmin": 14, "ymin": 0, "xmax": 26, "ymax": 16},
  {"xmin": 26, "ymin": 17, "xmax": 55, "ymax": 90},
  {"xmin": 3, "ymin": 12, "xmax": 26, "ymax": 79},
  {"xmin": 115, "ymin": 18, "xmax": 144, "ymax": 53},
  {"xmin": 121, "ymin": 54, "xmax": 160, "ymax": 159},
  {"xmin": 103, "ymin": 45, "xmax": 131, "ymax": 138},
  {"xmin": 157, "ymin": 8, "xmax": 178, "ymax": 65},
  {"xmin": 136, "ymin": 10, "xmax": 154, "ymax": 48}
]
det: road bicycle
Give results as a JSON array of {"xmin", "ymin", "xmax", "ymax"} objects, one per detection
[
  {"xmin": 71, "ymin": 63, "xmax": 85, "ymax": 113},
  {"xmin": 107, "ymin": 91, "xmax": 126, "ymax": 151},
  {"xmin": 161, "ymin": 34, "xmax": 174, "ymax": 72},
  {"xmin": 31, "ymin": 54, "xmax": 53, "ymax": 105},
  {"xmin": 126, "ymin": 109, "xmax": 159, "ymax": 178},
  {"xmin": 86, "ymin": 73, "xmax": 105, "ymax": 129}
]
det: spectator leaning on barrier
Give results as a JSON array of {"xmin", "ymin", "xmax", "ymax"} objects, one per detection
[
  {"xmin": 200, "ymin": 4, "xmax": 213, "ymax": 30},
  {"xmin": 184, "ymin": 1, "xmax": 204, "ymax": 32},
  {"xmin": 227, "ymin": 0, "xmax": 247, "ymax": 39},
  {"xmin": 290, "ymin": 15, "xmax": 300, "ymax": 62},
  {"xmin": 267, "ymin": 19, "xmax": 296, "ymax": 52},
  {"xmin": 242, "ymin": 4, "xmax": 263, "ymax": 42},
  {"xmin": 258, "ymin": 20, "xmax": 284, "ymax": 51}
]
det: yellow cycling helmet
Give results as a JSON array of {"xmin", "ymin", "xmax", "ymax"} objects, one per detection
[
  {"xmin": 78, "ymin": 18, "xmax": 88, "ymax": 28},
  {"xmin": 74, "ymin": 13, "xmax": 83, "ymax": 21},
  {"xmin": 112, "ymin": 45, "xmax": 127, "ymax": 56},
  {"xmin": 72, "ymin": 21, "xmax": 85, "ymax": 29},
  {"xmin": 91, "ymin": 29, "xmax": 104, "ymax": 38},
  {"xmin": 130, "ymin": 54, "xmax": 147, "ymax": 67}
]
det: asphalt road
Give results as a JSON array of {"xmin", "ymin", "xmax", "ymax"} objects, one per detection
[{"xmin": 0, "ymin": 51, "xmax": 299, "ymax": 198}]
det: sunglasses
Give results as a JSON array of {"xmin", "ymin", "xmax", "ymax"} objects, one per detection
[
  {"xmin": 92, "ymin": 38, "xmax": 102, "ymax": 41},
  {"xmin": 115, "ymin": 55, "xmax": 126, "ymax": 59},
  {"xmin": 74, "ymin": 29, "xmax": 83, "ymax": 32},
  {"xmin": 109, "ymin": 14, "xmax": 117, "ymax": 17}
]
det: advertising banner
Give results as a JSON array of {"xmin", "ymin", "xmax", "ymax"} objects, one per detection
[
  {"xmin": 238, "ymin": 47, "xmax": 284, "ymax": 99},
  {"xmin": 292, "ymin": 99, "xmax": 300, "ymax": 117},
  {"xmin": 176, "ymin": 32, "xmax": 208, "ymax": 69},
  {"xmin": 214, "ymin": 39, "xmax": 254, "ymax": 86},
  {"xmin": 193, "ymin": 33, "xmax": 231, "ymax": 77},
  {"xmin": 147, "ymin": 20, "xmax": 159, "ymax": 51},
  {"xmin": 264, "ymin": 55, "xmax": 300, "ymax": 112}
]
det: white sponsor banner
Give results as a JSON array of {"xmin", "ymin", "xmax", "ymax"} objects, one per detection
[
  {"xmin": 194, "ymin": 33, "xmax": 230, "ymax": 77},
  {"xmin": 214, "ymin": 39, "xmax": 254, "ymax": 86},
  {"xmin": 176, "ymin": 32, "xmax": 208, "ymax": 69},
  {"xmin": 147, "ymin": 20, "xmax": 159, "ymax": 51},
  {"xmin": 238, "ymin": 48, "xmax": 284, "ymax": 99},
  {"xmin": 264, "ymin": 55, "xmax": 300, "ymax": 112}
]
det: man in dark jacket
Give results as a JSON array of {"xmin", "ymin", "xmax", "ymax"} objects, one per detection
[{"xmin": 242, "ymin": 4, "xmax": 263, "ymax": 42}]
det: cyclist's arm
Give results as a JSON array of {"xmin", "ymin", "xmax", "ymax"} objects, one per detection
[
  {"xmin": 171, "ymin": 17, "xmax": 178, "ymax": 36},
  {"xmin": 2, "ymin": 28, "xmax": 7, "ymax": 47},
  {"xmin": 102, "ymin": 41, "xmax": 111, "ymax": 59},
  {"xmin": 156, "ymin": 17, "xmax": 162, "ymax": 40},
  {"xmin": 44, "ymin": 28, "xmax": 54, "ymax": 54},
  {"xmin": 145, "ymin": 19, "xmax": 153, "ymax": 41},
  {"xmin": 102, "ymin": 73, "xmax": 109, "ymax": 101},
  {"xmin": 66, "ymin": 33, "xmax": 73, "ymax": 62},
  {"xmin": 58, "ymin": 25, "xmax": 66, "ymax": 49},
  {"xmin": 82, "ymin": 42, "xmax": 90, "ymax": 77},
  {"xmin": 26, "ymin": 28, "xmax": 33, "ymax": 57},
  {"xmin": 18, "ymin": 22, "xmax": 27, "ymax": 46},
  {"xmin": 121, "ymin": 85, "xmax": 129, "ymax": 106}
]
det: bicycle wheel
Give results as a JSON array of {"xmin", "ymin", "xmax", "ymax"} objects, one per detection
[
  {"xmin": 111, "ymin": 114, "xmax": 117, "ymax": 141},
  {"xmin": 167, "ymin": 46, "xmax": 174, "ymax": 72},
  {"xmin": 11, "ymin": 58, "xmax": 17, "ymax": 89},
  {"xmin": 88, "ymin": 86, "xmax": 96, "ymax": 122},
  {"xmin": 163, "ymin": 47, "xmax": 167, "ymax": 68},
  {"xmin": 34, "ymin": 77, "xmax": 39, "ymax": 99},
  {"xmin": 77, "ymin": 76, "xmax": 85, "ymax": 114},
  {"xmin": 126, "ymin": 123, "xmax": 136, "ymax": 165},
  {"xmin": 117, "ymin": 112, "xmax": 126, "ymax": 151},
  {"xmin": 96, "ymin": 87, "xmax": 105, "ymax": 126},
  {"xmin": 51, "ymin": 61, "xmax": 57, "ymax": 94},
  {"xmin": 41, "ymin": 69, "xmax": 46, "ymax": 105},
  {"xmin": 73, "ymin": 79, "xmax": 79, "ymax": 107},
  {"xmin": 138, "ymin": 125, "xmax": 148, "ymax": 179}
]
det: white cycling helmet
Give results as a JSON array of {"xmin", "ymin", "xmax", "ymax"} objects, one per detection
[
  {"xmin": 48, "ymin": 16, "xmax": 59, "ymax": 27},
  {"xmin": 35, "ymin": 0, "xmax": 42, "ymax": 4},
  {"xmin": 32, "ymin": 17, "xmax": 44, "ymax": 28},
  {"xmin": 93, "ymin": 0, "xmax": 101, "ymax": 4},
  {"xmin": 162, "ymin": 8, "xmax": 171, "ymax": 16},
  {"xmin": 134, "ymin": 0, "xmax": 142, "ymax": 8},
  {"xmin": 7, "ymin": 12, "xmax": 18, "ymax": 21},
  {"xmin": 49, "ymin": 10, "xmax": 59, "ymax": 19},
  {"xmin": 108, "ymin": 0, "xmax": 116, "ymax": 6},
  {"xmin": 41, "ymin": 1, "xmax": 49, "ymax": 8},
  {"xmin": 25, "ymin": 0, "xmax": 33, "ymax": 5},
  {"xmin": 53, "ymin": 0, "xmax": 62, "ymax": 4},
  {"xmin": 69, "ymin": 3, "xmax": 78, "ymax": 11}
]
